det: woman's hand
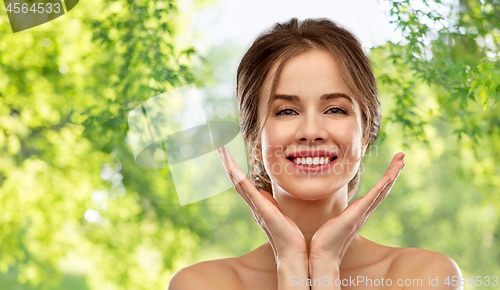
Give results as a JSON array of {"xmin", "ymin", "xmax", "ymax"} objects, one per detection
[
  {"xmin": 308, "ymin": 153, "xmax": 406, "ymax": 276},
  {"xmin": 217, "ymin": 146, "xmax": 309, "ymax": 289}
]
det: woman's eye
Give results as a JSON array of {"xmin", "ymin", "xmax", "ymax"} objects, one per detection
[
  {"xmin": 326, "ymin": 107, "xmax": 347, "ymax": 114},
  {"xmin": 276, "ymin": 108, "xmax": 298, "ymax": 116}
]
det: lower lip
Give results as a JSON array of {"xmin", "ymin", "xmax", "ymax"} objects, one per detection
[{"xmin": 285, "ymin": 157, "xmax": 339, "ymax": 173}]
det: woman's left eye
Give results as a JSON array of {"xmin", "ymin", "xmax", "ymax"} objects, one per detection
[{"xmin": 326, "ymin": 107, "xmax": 348, "ymax": 114}]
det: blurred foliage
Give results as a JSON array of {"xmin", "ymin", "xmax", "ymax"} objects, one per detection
[
  {"xmin": 0, "ymin": 0, "xmax": 216, "ymax": 289},
  {"xmin": 380, "ymin": 0, "xmax": 500, "ymax": 147},
  {"xmin": 363, "ymin": 1, "xmax": 500, "ymax": 289},
  {"xmin": 0, "ymin": 0, "xmax": 498, "ymax": 289}
]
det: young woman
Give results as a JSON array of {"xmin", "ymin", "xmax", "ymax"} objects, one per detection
[{"xmin": 169, "ymin": 18, "xmax": 461, "ymax": 290}]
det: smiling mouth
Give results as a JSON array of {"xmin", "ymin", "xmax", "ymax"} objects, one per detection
[{"xmin": 286, "ymin": 156, "xmax": 338, "ymax": 166}]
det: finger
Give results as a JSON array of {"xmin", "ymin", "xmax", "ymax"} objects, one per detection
[
  {"xmin": 241, "ymin": 194, "xmax": 279, "ymax": 258},
  {"xmin": 217, "ymin": 145, "xmax": 247, "ymax": 183},
  {"xmin": 365, "ymin": 162, "xmax": 405, "ymax": 214},
  {"xmin": 371, "ymin": 161, "xmax": 405, "ymax": 204},
  {"xmin": 244, "ymin": 196, "xmax": 282, "ymax": 258},
  {"xmin": 216, "ymin": 148, "xmax": 286, "ymax": 259},
  {"xmin": 216, "ymin": 147, "xmax": 302, "ymax": 260},
  {"xmin": 230, "ymin": 171, "xmax": 260, "ymax": 216},
  {"xmin": 348, "ymin": 153, "xmax": 405, "ymax": 215},
  {"xmin": 385, "ymin": 152, "xmax": 405, "ymax": 173},
  {"xmin": 228, "ymin": 171, "xmax": 281, "ymax": 234},
  {"xmin": 352, "ymin": 181, "xmax": 397, "ymax": 237},
  {"xmin": 217, "ymin": 146, "xmax": 256, "ymax": 206},
  {"xmin": 232, "ymin": 181, "xmax": 282, "ymax": 253},
  {"xmin": 357, "ymin": 162, "xmax": 405, "ymax": 230},
  {"xmin": 323, "ymin": 156, "xmax": 405, "ymax": 259},
  {"xmin": 362, "ymin": 153, "xmax": 405, "ymax": 204},
  {"xmin": 217, "ymin": 146, "xmax": 277, "ymax": 211}
]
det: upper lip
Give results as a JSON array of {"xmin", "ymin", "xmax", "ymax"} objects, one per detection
[{"xmin": 286, "ymin": 150, "xmax": 338, "ymax": 158}]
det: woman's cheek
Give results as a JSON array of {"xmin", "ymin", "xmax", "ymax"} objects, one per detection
[
  {"xmin": 334, "ymin": 127, "xmax": 363, "ymax": 177},
  {"xmin": 261, "ymin": 126, "xmax": 289, "ymax": 157},
  {"xmin": 262, "ymin": 145, "xmax": 285, "ymax": 176},
  {"xmin": 348, "ymin": 135, "xmax": 364, "ymax": 161},
  {"xmin": 338, "ymin": 122, "xmax": 363, "ymax": 158}
]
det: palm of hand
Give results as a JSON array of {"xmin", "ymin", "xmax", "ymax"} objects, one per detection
[
  {"xmin": 309, "ymin": 153, "xmax": 405, "ymax": 265},
  {"xmin": 309, "ymin": 197, "xmax": 369, "ymax": 264},
  {"xmin": 257, "ymin": 190, "xmax": 309, "ymax": 259}
]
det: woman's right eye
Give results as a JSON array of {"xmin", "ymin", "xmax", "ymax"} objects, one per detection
[{"xmin": 276, "ymin": 107, "xmax": 298, "ymax": 116}]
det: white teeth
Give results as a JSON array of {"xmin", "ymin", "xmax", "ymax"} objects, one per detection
[{"xmin": 291, "ymin": 156, "xmax": 334, "ymax": 166}]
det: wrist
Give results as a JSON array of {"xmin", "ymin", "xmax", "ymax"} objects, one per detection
[
  {"xmin": 309, "ymin": 259, "xmax": 341, "ymax": 278},
  {"xmin": 309, "ymin": 255, "xmax": 340, "ymax": 266},
  {"xmin": 277, "ymin": 256, "xmax": 309, "ymax": 277},
  {"xmin": 277, "ymin": 255, "xmax": 309, "ymax": 272},
  {"xmin": 278, "ymin": 262, "xmax": 310, "ymax": 290}
]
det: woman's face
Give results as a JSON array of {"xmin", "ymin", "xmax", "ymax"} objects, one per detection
[{"xmin": 256, "ymin": 48, "xmax": 365, "ymax": 200}]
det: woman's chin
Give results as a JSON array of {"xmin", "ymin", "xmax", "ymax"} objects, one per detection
[
  {"xmin": 290, "ymin": 190, "xmax": 332, "ymax": 201},
  {"xmin": 274, "ymin": 178, "xmax": 347, "ymax": 201}
]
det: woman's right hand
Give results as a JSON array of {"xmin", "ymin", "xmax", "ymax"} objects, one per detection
[{"xmin": 217, "ymin": 146, "xmax": 309, "ymax": 278}]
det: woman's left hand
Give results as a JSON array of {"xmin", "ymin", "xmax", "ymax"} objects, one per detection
[{"xmin": 308, "ymin": 152, "xmax": 406, "ymax": 268}]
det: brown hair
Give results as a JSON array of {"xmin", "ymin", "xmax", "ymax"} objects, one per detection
[{"xmin": 236, "ymin": 18, "xmax": 381, "ymax": 200}]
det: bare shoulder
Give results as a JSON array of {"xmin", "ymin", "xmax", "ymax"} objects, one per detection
[
  {"xmin": 389, "ymin": 247, "xmax": 462, "ymax": 289},
  {"xmin": 168, "ymin": 258, "xmax": 240, "ymax": 290},
  {"xmin": 168, "ymin": 244, "xmax": 277, "ymax": 290}
]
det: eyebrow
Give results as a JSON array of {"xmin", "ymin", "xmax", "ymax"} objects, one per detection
[{"xmin": 273, "ymin": 93, "xmax": 353, "ymax": 103}]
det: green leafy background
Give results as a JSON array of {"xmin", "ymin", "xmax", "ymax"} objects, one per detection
[{"xmin": 0, "ymin": 0, "xmax": 498, "ymax": 289}]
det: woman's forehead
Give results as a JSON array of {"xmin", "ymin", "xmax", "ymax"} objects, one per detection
[{"xmin": 257, "ymin": 50, "xmax": 361, "ymax": 112}]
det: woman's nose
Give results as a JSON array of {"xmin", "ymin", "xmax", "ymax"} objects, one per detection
[{"xmin": 296, "ymin": 114, "xmax": 328, "ymax": 144}]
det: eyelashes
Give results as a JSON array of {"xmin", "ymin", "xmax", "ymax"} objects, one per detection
[
  {"xmin": 275, "ymin": 107, "xmax": 298, "ymax": 116},
  {"xmin": 325, "ymin": 106, "xmax": 349, "ymax": 115},
  {"xmin": 275, "ymin": 106, "xmax": 348, "ymax": 116}
]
